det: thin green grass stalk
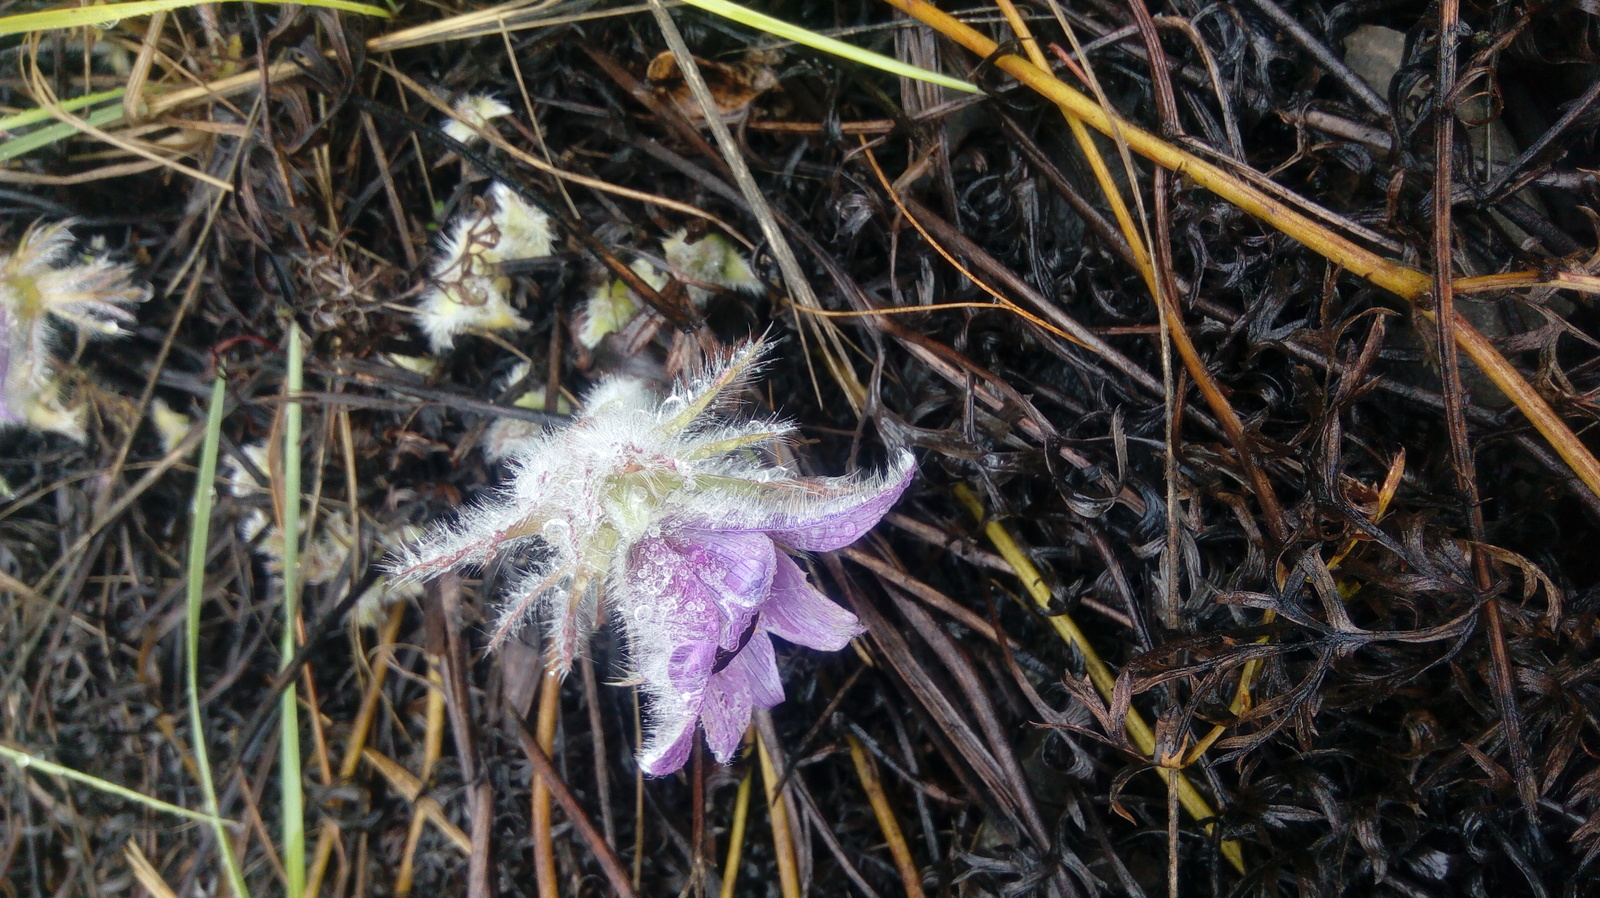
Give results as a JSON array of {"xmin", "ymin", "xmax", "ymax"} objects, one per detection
[
  {"xmin": 0, "ymin": 742, "xmax": 235, "ymax": 827},
  {"xmin": 0, "ymin": 101, "xmax": 126, "ymax": 162},
  {"xmin": 0, "ymin": 0, "xmax": 389, "ymax": 37},
  {"xmin": 187, "ymin": 373, "xmax": 252, "ymax": 898},
  {"xmin": 0, "ymin": 86, "xmax": 123, "ymax": 133},
  {"xmin": 279, "ymin": 325, "xmax": 306, "ymax": 897},
  {"xmin": 676, "ymin": 0, "xmax": 977, "ymax": 93}
]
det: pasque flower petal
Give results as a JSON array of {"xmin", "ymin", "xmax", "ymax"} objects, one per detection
[
  {"xmin": 639, "ymin": 699, "xmax": 699, "ymax": 776},
  {"xmin": 699, "ymin": 630, "xmax": 782, "ymax": 762},
  {"xmin": 698, "ymin": 673, "xmax": 754, "ymax": 762},
  {"xmin": 666, "ymin": 526, "xmax": 775, "ymax": 610},
  {"xmin": 727, "ymin": 628, "xmax": 784, "ymax": 708},
  {"xmin": 764, "ymin": 554, "xmax": 863, "ymax": 651},
  {"xmin": 726, "ymin": 451, "xmax": 915, "ymax": 551}
]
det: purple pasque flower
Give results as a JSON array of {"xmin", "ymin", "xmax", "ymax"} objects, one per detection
[
  {"xmin": 625, "ymin": 528, "xmax": 877, "ymax": 774},
  {"xmin": 395, "ymin": 340, "xmax": 912, "ymax": 774}
]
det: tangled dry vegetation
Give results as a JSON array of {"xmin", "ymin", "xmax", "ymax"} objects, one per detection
[{"xmin": 4, "ymin": 1, "xmax": 1600, "ymax": 896}]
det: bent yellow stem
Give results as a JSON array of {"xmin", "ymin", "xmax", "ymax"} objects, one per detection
[
  {"xmin": 956, "ymin": 485, "xmax": 1246, "ymax": 873},
  {"xmin": 883, "ymin": 0, "xmax": 1600, "ymax": 504}
]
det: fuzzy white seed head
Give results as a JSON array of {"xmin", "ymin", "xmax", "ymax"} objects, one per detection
[
  {"xmin": 20, "ymin": 375, "xmax": 87, "ymax": 441},
  {"xmin": 661, "ymin": 229, "xmax": 760, "ymax": 305},
  {"xmin": 576, "ymin": 259, "xmax": 664, "ymax": 349},
  {"xmin": 383, "ymin": 353, "xmax": 440, "ymax": 377},
  {"xmin": 414, "ymin": 280, "xmax": 528, "ymax": 353},
  {"xmin": 223, "ymin": 443, "xmax": 274, "ymax": 544},
  {"xmin": 220, "ymin": 452, "xmax": 424, "ymax": 622},
  {"xmin": 502, "ymin": 361, "xmax": 573, "ymax": 414},
  {"xmin": 149, "ymin": 398, "xmax": 192, "ymax": 455},
  {"xmin": 0, "ymin": 221, "xmax": 148, "ymax": 441},
  {"xmin": 483, "ymin": 183, "xmax": 554, "ymax": 262},
  {"xmin": 414, "ymin": 187, "xmax": 549, "ymax": 353},
  {"xmin": 442, "ymin": 94, "xmax": 513, "ymax": 146}
]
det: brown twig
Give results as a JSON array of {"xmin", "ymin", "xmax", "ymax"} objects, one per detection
[
  {"xmin": 1430, "ymin": 0, "xmax": 1537, "ymax": 815},
  {"xmin": 508, "ymin": 697, "xmax": 638, "ymax": 898}
]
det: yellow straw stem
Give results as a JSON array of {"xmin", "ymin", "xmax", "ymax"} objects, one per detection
[
  {"xmin": 532, "ymin": 669, "xmax": 562, "ymax": 898},
  {"xmin": 718, "ymin": 762, "xmax": 754, "ymax": 898},
  {"xmin": 882, "ymin": 0, "xmax": 1600, "ymax": 503},
  {"xmin": 756, "ymin": 731, "xmax": 801, "ymax": 898},
  {"xmin": 847, "ymin": 734, "xmax": 925, "ymax": 898},
  {"xmin": 955, "ymin": 485, "xmax": 1246, "ymax": 873}
]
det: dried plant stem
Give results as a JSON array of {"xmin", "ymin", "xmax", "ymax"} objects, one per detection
[
  {"xmin": 847, "ymin": 734, "xmax": 925, "ymax": 898},
  {"xmin": 1001, "ymin": 0, "xmax": 1232, "ymax": 618},
  {"xmin": 632, "ymin": 690, "xmax": 646, "ymax": 891},
  {"xmin": 718, "ymin": 760, "xmax": 754, "ymax": 898},
  {"xmin": 19, "ymin": 39, "xmax": 231, "ymax": 190},
  {"xmin": 124, "ymin": 841, "xmax": 180, "ymax": 898},
  {"xmin": 646, "ymin": 0, "xmax": 865, "ymax": 413},
  {"xmin": 304, "ymin": 602, "xmax": 409, "ymax": 897},
  {"xmin": 531, "ymin": 669, "xmax": 562, "ymax": 898},
  {"xmin": 881, "ymin": 0, "xmax": 1600, "ymax": 503},
  {"xmin": 509, "ymin": 699, "xmax": 637, "ymax": 898},
  {"xmin": 756, "ymin": 730, "xmax": 802, "ymax": 898},
  {"xmin": 955, "ymin": 485, "xmax": 1246, "ymax": 873},
  {"xmin": 858, "ymin": 142, "xmax": 1090, "ymax": 349},
  {"xmin": 1453, "ymin": 269, "xmax": 1600, "ymax": 296},
  {"xmin": 994, "ymin": 1, "xmax": 1155, "ymax": 290},
  {"xmin": 396, "ymin": 657, "xmax": 447, "ymax": 897},
  {"xmin": 361, "ymin": 748, "xmax": 471, "ymax": 852},
  {"xmin": 1430, "ymin": 0, "xmax": 1535, "ymax": 813}
]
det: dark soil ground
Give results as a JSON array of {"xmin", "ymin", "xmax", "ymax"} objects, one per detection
[{"xmin": 4, "ymin": 1, "xmax": 1600, "ymax": 896}]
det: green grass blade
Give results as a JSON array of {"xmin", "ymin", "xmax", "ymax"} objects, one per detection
[
  {"xmin": 0, "ymin": 742, "xmax": 236, "ymax": 827},
  {"xmin": 0, "ymin": 101, "xmax": 127, "ymax": 163},
  {"xmin": 0, "ymin": 0, "xmax": 390, "ymax": 37},
  {"xmin": 676, "ymin": 0, "xmax": 977, "ymax": 94},
  {"xmin": 279, "ymin": 326, "xmax": 306, "ymax": 897},
  {"xmin": 187, "ymin": 374, "xmax": 253, "ymax": 898},
  {"xmin": 0, "ymin": 87, "xmax": 124, "ymax": 133}
]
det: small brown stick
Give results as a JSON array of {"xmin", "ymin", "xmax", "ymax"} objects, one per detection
[
  {"xmin": 359, "ymin": 111, "xmax": 419, "ymax": 269},
  {"xmin": 361, "ymin": 748, "xmax": 470, "ymax": 853},
  {"xmin": 1123, "ymin": 0, "xmax": 1214, "ymax": 627},
  {"xmin": 508, "ymin": 698, "xmax": 638, "ymax": 898},
  {"xmin": 1483, "ymin": 74, "xmax": 1600, "ymax": 202},
  {"xmin": 1246, "ymin": 0, "xmax": 1392, "ymax": 118},
  {"xmin": 396, "ymin": 660, "xmax": 448, "ymax": 897},
  {"xmin": 823, "ymin": 556, "xmax": 1031, "ymax": 842},
  {"xmin": 1430, "ymin": 0, "xmax": 1537, "ymax": 814},
  {"xmin": 841, "ymin": 548, "xmax": 999, "ymax": 641},
  {"xmin": 717, "ymin": 763, "xmax": 754, "ymax": 898},
  {"xmin": 578, "ymin": 655, "xmax": 616, "ymax": 849},
  {"xmin": 432, "ymin": 575, "xmax": 495, "ymax": 898},
  {"xmin": 895, "ymin": 194, "xmax": 1162, "ymax": 395},
  {"xmin": 1453, "ymin": 269, "xmax": 1600, "ymax": 296}
]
